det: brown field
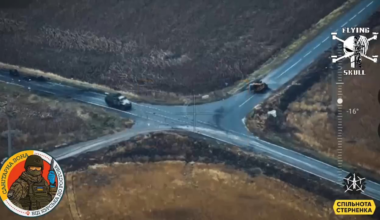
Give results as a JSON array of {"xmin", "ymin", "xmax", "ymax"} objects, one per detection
[
  {"xmin": 0, "ymin": 83, "xmax": 133, "ymax": 158},
  {"xmin": 0, "ymin": 0, "xmax": 348, "ymax": 99},
  {"xmin": 44, "ymin": 162, "xmax": 369, "ymax": 220},
  {"xmin": 0, "ymin": 163, "xmax": 352, "ymax": 220},
  {"xmin": 247, "ymin": 12, "xmax": 380, "ymax": 177},
  {"xmin": 1, "ymin": 132, "xmax": 375, "ymax": 220}
]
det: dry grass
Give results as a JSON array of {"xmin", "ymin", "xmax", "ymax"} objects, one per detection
[
  {"xmin": 0, "ymin": 0, "xmax": 348, "ymax": 102},
  {"xmin": 284, "ymin": 40, "xmax": 380, "ymax": 174},
  {"xmin": 1, "ymin": 161, "xmax": 368, "ymax": 220},
  {"xmin": 0, "ymin": 83, "xmax": 133, "ymax": 158},
  {"xmin": 247, "ymin": 12, "xmax": 380, "ymax": 176},
  {"xmin": 229, "ymin": 0, "xmax": 359, "ymax": 94},
  {"xmin": 286, "ymin": 79, "xmax": 335, "ymax": 154}
]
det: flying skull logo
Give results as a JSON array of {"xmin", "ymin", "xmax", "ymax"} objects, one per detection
[
  {"xmin": 331, "ymin": 32, "xmax": 378, "ymax": 68},
  {"xmin": 343, "ymin": 36, "xmax": 369, "ymax": 68}
]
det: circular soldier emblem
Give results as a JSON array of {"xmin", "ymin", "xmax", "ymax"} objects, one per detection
[{"xmin": 0, "ymin": 150, "xmax": 65, "ymax": 217}]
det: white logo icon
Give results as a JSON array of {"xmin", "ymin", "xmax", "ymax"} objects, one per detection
[
  {"xmin": 343, "ymin": 173, "xmax": 366, "ymax": 194},
  {"xmin": 331, "ymin": 32, "xmax": 378, "ymax": 68}
]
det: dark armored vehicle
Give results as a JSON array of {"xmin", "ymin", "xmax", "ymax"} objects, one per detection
[
  {"xmin": 9, "ymin": 70, "xmax": 20, "ymax": 77},
  {"xmin": 105, "ymin": 93, "xmax": 132, "ymax": 110},
  {"xmin": 249, "ymin": 80, "xmax": 269, "ymax": 93},
  {"xmin": 35, "ymin": 76, "xmax": 48, "ymax": 82},
  {"xmin": 24, "ymin": 76, "xmax": 48, "ymax": 82}
]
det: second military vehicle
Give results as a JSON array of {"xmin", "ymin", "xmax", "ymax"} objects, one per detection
[
  {"xmin": 249, "ymin": 80, "xmax": 269, "ymax": 93},
  {"xmin": 105, "ymin": 93, "xmax": 132, "ymax": 110},
  {"xmin": 22, "ymin": 75, "xmax": 49, "ymax": 82},
  {"xmin": 9, "ymin": 69, "xmax": 20, "ymax": 77}
]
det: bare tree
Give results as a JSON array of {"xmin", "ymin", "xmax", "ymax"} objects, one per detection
[{"xmin": 0, "ymin": 95, "xmax": 16, "ymax": 157}]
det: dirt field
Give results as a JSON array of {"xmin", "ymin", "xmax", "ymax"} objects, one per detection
[
  {"xmin": 0, "ymin": 0, "xmax": 347, "ymax": 98},
  {"xmin": 0, "ymin": 83, "xmax": 133, "ymax": 158},
  {"xmin": 35, "ymin": 163, "xmax": 372, "ymax": 220},
  {"xmin": 247, "ymin": 12, "xmax": 380, "ymax": 177},
  {"xmin": 1, "ymin": 131, "xmax": 373, "ymax": 220}
]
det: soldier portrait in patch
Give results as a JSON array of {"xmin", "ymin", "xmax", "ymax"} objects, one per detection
[
  {"xmin": 7, "ymin": 155, "xmax": 57, "ymax": 210},
  {"xmin": 1, "ymin": 150, "xmax": 65, "ymax": 217}
]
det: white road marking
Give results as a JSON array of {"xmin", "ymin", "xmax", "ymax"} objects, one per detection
[
  {"xmin": 261, "ymin": 3, "xmax": 373, "ymax": 105},
  {"xmin": 256, "ymin": 136, "xmax": 346, "ymax": 170},
  {"xmin": 198, "ymin": 120, "xmax": 209, "ymax": 124},
  {"xmin": 340, "ymin": 22, "xmax": 348, "ymax": 27},
  {"xmin": 358, "ymin": 8, "xmax": 365, "ymax": 14},
  {"xmin": 67, "ymin": 4, "xmax": 380, "ymax": 119},
  {"xmin": 134, "ymin": 103, "xmax": 172, "ymax": 114},
  {"xmin": 55, "ymin": 127, "xmax": 169, "ymax": 160},
  {"xmin": 148, "ymin": 112, "xmax": 189, "ymax": 124},
  {"xmin": 313, "ymin": 43, "xmax": 321, "ymax": 50},
  {"xmin": 203, "ymin": 127, "xmax": 380, "ymax": 197},
  {"xmin": 0, "ymin": 0, "xmax": 375, "ymax": 159},
  {"xmin": 197, "ymin": 129, "xmax": 342, "ymax": 178},
  {"xmin": 349, "ymin": 14, "xmax": 357, "ymax": 21},
  {"xmin": 238, "ymin": 95, "xmax": 255, "ymax": 108},
  {"xmin": 92, "ymin": 97, "xmax": 105, "ymax": 102},
  {"xmin": 99, "ymin": 99, "xmax": 176, "ymax": 119},
  {"xmin": 37, "ymin": 89, "xmax": 55, "ymax": 95},
  {"xmin": 366, "ymin": 1, "xmax": 374, "ymax": 7},
  {"xmin": 2, "ymin": 1, "xmax": 378, "ymax": 199},
  {"xmin": 74, "ymin": 99, "xmax": 139, "ymax": 117},
  {"xmin": 158, "ymin": 112, "xmax": 215, "ymax": 128},
  {"xmin": 65, "ymin": 94, "xmax": 173, "ymax": 117},
  {"xmin": 303, "ymin": 51, "xmax": 312, "ymax": 58},
  {"xmin": 2, "ymin": 81, "xmax": 24, "ymax": 88},
  {"xmin": 275, "ymin": 59, "xmax": 302, "ymax": 79}
]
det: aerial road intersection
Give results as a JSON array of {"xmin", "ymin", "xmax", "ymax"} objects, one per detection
[{"xmin": 1, "ymin": 0, "xmax": 379, "ymax": 202}]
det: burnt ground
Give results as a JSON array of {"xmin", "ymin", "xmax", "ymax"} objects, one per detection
[
  {"xmin": 58, "ymin": 132, "xmax": 379, "ymax": 219},
  {"xmin": 0, "ymin": 82, "xmax": 133, "ymax": 159},
  {"xmin": 1, "ymin": 131, "xmax": 378, "ymax": 219},
  {"xmin": 59, "ymin": 132, "xmax": 376, "ymax": 204},
  {"xmin": 0, "ymin": 0, "xmax": 348, "ymax": 100},
  {"xmin": 246, "ymin": 12, "xmax": 380, "ymax": 180},
  {"xmin": 1, "ymin": 163, "xmax": 371, "ymax": 220}
]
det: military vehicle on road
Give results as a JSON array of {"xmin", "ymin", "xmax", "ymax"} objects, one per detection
[
  {"xmin": 105, "ymin": 93, "xmax": 132, "ymax": 110},
  {"xmin": 9, "ymin": 70, "xmax": 20, "ymax": 77},
  {"xmin": 22, "ymin": 75, "xmax": 48, "ymax": 82},
  {"xmin": 249, "ymin": 80, "xmax": 269, "ymax": 93}
]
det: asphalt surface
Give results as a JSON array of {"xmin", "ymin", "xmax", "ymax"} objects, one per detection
[{"xmin": 1, "ymin": 0, "xmax": 380, "ymax": 201}]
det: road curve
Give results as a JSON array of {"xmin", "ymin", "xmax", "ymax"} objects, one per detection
[{"xmin": 1, "ymin": 0, "xmax": 380, "ymax": 201}]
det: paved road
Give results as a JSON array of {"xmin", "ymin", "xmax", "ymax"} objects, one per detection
[{"xmin": 1, "ymin": 0, "xmax": 380, "ymax": 200}]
